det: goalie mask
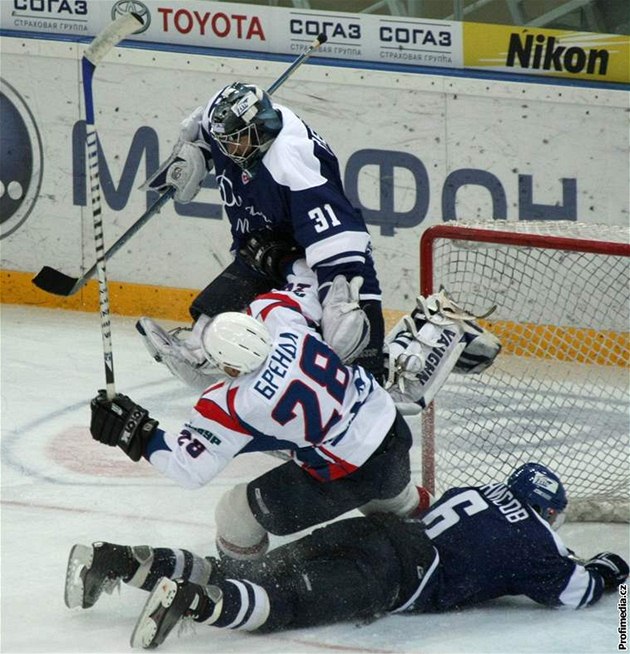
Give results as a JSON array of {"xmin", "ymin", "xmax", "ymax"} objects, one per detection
[
  {"xmin": 205, "ymin": 82, "xmax": 282, "ymax": 173},
  {"xmin": 507, "ymin": 462, "xmax": 568, "ymax": 529},
  {"xmin": 201, "ymin": 312, "xmax": 272, "ymax": 375}
]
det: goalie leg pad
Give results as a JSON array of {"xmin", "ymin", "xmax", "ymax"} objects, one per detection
[
  {"xmin": 385, "ymin": 318, "xmax": 467, "ymax": 407},
  {"xmin": 321, "ymin": 275, "xmax": 370, "ymax": 363},
  {"xmin": 136, "ymin": 316, "xmax": 223, "ymax": 390},
  {"xmin": 412, "ymin": 290, "xmax": 501, "ymax": 374},
  {"xmin": 455, "ymin": 320, "xmax": 502, "ymax": 374},
  {"xmin": 215, "ymin": 484, "xmax": 270, "ymax": 561}
]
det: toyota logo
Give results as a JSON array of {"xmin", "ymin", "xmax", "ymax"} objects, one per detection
[{"xmin": 111, "ymin": 0, "xmax": 151, "ymax": 33}]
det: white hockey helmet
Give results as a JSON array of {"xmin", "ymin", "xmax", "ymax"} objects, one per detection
[{"xmin": 201, "ymin": 312, "xmax": 271, "ymax": 375}]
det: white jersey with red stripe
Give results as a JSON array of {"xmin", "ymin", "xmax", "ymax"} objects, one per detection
[{"xmin": 146, "ymin": 261, "xmax": 396, "ymax": 489}]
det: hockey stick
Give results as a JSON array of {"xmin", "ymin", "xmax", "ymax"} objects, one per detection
[
  {"xmin": 267, "ymin": 32, "xmax": 327, "ymax": 94},
  {"xmin": 31, "ymin": 32, "xmax": 328, "ymax": 297},
  {"xmin": 81, "ymin": 11, "xmax": 144, "ymax": 398}
]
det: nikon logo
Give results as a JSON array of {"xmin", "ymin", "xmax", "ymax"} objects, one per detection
[{"xmin": 506, "ymin": 33, "xmax": 609, "ymax": 75}]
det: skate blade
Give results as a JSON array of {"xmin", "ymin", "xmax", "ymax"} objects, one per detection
[
  {"xmin": 64, "ymin": 544, "xmax": 93, "ymax": 609},
  {"xmin": 130, "ymin": 577, "xmax": 178, "ymax": 649}
]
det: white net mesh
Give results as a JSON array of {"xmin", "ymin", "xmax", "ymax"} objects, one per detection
[{"xmin": 422, "ymin": 220, "xmax": 630, "ymax": 522}]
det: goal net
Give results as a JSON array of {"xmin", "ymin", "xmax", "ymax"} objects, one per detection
[{"xmin": 419, "ymin": 220, "xmax": 629, "ymax": 522}]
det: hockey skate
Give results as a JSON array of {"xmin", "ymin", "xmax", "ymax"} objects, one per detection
[
  {"xmin": 130, "ymin": 577, "xmax": 222, "ymax": 649},
  {"xmin": 136, "ymin": 316, "xmax": 222, "ymax": 390},
  {"xmin": 64, "ymin": 542, "xmax": 139, "ymax": 609}
]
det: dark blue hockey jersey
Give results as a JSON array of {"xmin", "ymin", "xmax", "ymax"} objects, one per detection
[
  {"xmin": 393, "ymin": 483, "xmax": 604, "ymax": 613},
  {"xmin": 199, "ymin": 101, "xmax": 381, "ymax": 301}
]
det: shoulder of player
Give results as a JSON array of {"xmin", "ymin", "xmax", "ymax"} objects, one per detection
[{"xmin": 263, "ymin": 106, "xmax": 327, "ymax": 190}]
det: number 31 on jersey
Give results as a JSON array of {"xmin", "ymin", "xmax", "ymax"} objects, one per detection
[{"xmin": 308, "ymin": 204, "xmax": 341, "ymax": 233}]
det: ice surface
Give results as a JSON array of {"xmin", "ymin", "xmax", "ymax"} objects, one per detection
[{"xmin": 2, "ymin": 305, "xmax": 628, "ymax": 653}]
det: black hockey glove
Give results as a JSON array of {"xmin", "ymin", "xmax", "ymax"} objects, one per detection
[
  {"xmin": 238, "ymin": 231, "xmax": 303, "ymax": 286},
  {"xmin": 584, "ymin": 551, "xmax": 629, "ymax": 589},
  {"xmin": 90, "ymin": 390, "xmax": 158, "ymax": 462}
]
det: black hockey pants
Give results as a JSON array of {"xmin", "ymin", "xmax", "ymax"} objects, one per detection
[{"xmin": 214, "ymin": 513, "xmax": 436, "ymax": 631}]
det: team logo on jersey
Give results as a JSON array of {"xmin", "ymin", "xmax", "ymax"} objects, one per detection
[
  {"xmin": 111, "ymin": 1, "xmax": 151, "ymax": 33},
  {"xmin": 216, "ymin": 172, "xmax": 243, "ymax": 207},
  {"xmin": 0, "ymin": 80, "xmax": 43, "ymax": 239}
]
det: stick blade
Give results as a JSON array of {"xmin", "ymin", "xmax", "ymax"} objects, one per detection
[
  {"xmin": 32, "ymin": 267, "xmax": 81, "ymax": 296},
  {"xmin": 84, "ymin": 12, "xmax": 144, "ymax": 66}
]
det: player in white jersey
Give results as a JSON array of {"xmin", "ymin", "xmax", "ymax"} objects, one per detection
[
  {"xmin": 137, "ymin": 81, "xmax": 386, "ymax": 387},
  {"xmin": 64, "ymin": 462, "xmax": 628, "ymax": 649},
  {"xmin": 89, "ymin": 260, "xmax": 432, "ymax": 560}
]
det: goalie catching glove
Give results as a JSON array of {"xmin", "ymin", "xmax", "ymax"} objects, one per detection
[
  {"xmin": 90, "ymin": 390, "xmax": 158, "ymax": 462},
  {"xmin": 237, "ymin": 231, "xmax": 303, "ymax": 286},
  {"xmin": 140, "ymin": 106, "xmax": 212, "ymax": 203},
  {"xmin": 385, "ymin": 290, "xmax": 501, "ymax": 407},
  {"xmin": 584, "ymin": 552, "xmax": 629, "ymax": 589},
  {"xmin": 321, "ymin": 275, "xmax": 370, "ymax": 364}
]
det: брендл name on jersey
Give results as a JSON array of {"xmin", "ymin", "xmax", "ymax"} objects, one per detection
[{"xmin": 254, "ymin": 332, "xmax": 299, "ymax": 399}]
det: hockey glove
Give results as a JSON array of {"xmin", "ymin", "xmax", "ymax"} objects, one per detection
[
  {"xmin": 237, "ymin": 231, "xmax": 303, "ymax": 286},
  {"xmin": 584, "ymin": 552, "xmax": 629, "ymax": 589},
  {"xmin": 140, "ymin": 106, "xmax": 212, "ymax": 203},
  {"xmin": 141, "ymin": 142, "xmax": 209, "ymax": 203},
  {"xmin": 90, "ymin": 390, "xmax": 158, "ymax": 462}
]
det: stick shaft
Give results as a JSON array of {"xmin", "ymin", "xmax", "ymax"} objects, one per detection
[
  {"xmin": 267, "ymin": 33, "xmax": 327, "ymax": 95},
  {"xmin": 83, "ymin": 59, "xmax": 115, "ymax": 398},
  {"xmin": 81, "ymin": 12, "xmax": 143, "ymax": 398}
]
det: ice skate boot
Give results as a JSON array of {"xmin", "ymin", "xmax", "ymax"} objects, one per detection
[
  {"xmin": 64, "ymin": 542, "xmax": 151, "ymax": 609},
  {"xmin": 130, "ymin": 577, "xmax": 222, "ymax": 649}
]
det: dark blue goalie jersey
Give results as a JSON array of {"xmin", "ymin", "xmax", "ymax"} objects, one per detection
[
  {"xmin": 200, "ymin": 103, "xmax": 381, "ymax": 301},
  {"xmin": 393, "ymin": 483, "xmax": 605, "ymax": 613}
]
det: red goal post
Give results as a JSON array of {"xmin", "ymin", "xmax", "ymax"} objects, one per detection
[{"xmin": 419, "ymin": 220, "xmax": 630, "ymax": 522}]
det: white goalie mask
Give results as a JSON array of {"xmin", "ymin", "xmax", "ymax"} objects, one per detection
[{"xmin": 201, "ymin": 312, "xmax": 272, "ymax": 375}]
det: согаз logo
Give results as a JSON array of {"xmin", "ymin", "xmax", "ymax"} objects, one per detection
[{"xmin": 0, "ymin": 79, "xmax": 43, "ymax": 239}]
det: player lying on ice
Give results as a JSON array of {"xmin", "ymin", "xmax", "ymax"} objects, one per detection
[
  {"xmin": 88, "ymin": 259, "xmax": 500, "ymax": 560},
  {"xmin": 64, "ymin": 462, "xmax": 629, "ymax": 649}
]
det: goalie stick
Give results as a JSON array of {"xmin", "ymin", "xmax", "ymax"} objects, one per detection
[
  {"xmin": 81, "ymin": 11, "xmax": 144, "ymax": 398},
  {"xmin": 31, "ymin": 32, "xmax": 329, "ymax": 298}
]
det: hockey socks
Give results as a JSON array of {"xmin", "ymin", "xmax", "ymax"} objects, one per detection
[{"xmin": 207, "ymin": 579, "xmax": 270, "ymax": 630}]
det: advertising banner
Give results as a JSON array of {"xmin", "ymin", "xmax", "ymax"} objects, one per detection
[
  {"xmin": 3, "ymin": 1, "xmax": 628, "ymax": 85},
  {"xmin": 464, "ymin": 22, "xmax": 630, "ymax": 84},
  {"xmin": 0, "ymin": 0, "xmax": 463, "ymax": 70}
]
